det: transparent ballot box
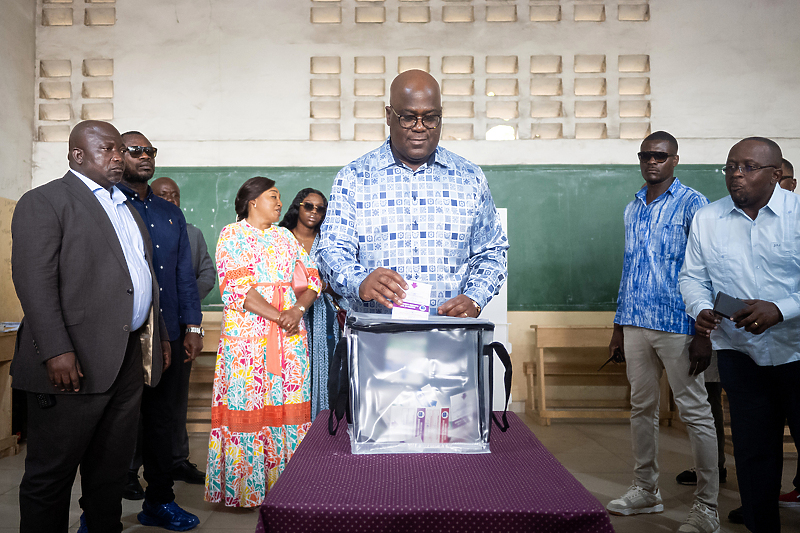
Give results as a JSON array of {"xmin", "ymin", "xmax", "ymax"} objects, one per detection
[{"xmin": 333, "ymin": 312, "xmax": 511, "ymax": 454}]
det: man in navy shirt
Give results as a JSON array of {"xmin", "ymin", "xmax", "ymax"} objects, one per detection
[{"xmin": 118, "ymin": 131, "xmax": 203, "ymax": 531}]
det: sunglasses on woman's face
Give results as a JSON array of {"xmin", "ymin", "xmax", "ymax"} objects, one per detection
[{"xmin": 301, "ymin": 202, "xmax": 326, "ymax": 213}]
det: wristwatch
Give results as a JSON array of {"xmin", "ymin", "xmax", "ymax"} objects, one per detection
[
  {"xmin": 296, "ymin": 305, "xmax": 307, "ymax": 314},
  {"xmin": 186, "ymin": 325, "xmax": 204, "ymax": 337},
  {"xmin": 471, "ymin": 299, "xmax": 482, "ymax": 316}
]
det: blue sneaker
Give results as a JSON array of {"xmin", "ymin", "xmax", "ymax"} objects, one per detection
[
  {"xmin": 137, "ymin": 500, "xmax": 199, "ymax": 531},
  {"xmin": 77, "ymin": 513, "xmax": 88, "ymax": 533}
]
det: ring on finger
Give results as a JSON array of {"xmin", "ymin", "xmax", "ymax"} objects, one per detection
[{"xmin": 753, "ymin": 321, "xmax": 758, "ymax": 328}]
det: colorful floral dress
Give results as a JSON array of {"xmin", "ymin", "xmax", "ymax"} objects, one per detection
[{"xmin": 205, "ymin": 220, "xmax": 321, "ymax": 507}]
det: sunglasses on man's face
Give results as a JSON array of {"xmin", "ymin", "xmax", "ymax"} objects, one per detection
[
  {"xmin": 125, "ymin": 146, "xmax": 158, "ymax": 158},
  {"xmin": 301, "ymin": 202, "xmax": 326, "ymax": 213},
  {"xmin": 637, "ymin": 151, "xmax": 674, "ymax": 163}
]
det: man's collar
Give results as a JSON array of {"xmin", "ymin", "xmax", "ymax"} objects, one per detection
[
  {"xmin": 70, "ymin": 169, "xmax": 125, "ymax": 203},
  {"xmin": 378, "ymin": 138, "xmax": 449, "ymax": 171},
  {"xmin": 635, "ymin": 176, "xmax": 681, "ymax": 202},
  {"xmin": 116, "ymin": 181, "xmax": 153, "ymax": 200},
  {"xmin": 724, "ymin": 185, "xmax": 784, "ymax": 218}
]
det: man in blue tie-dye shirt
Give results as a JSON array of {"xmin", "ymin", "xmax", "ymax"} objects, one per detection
[
  {"xmin": 318, "ymin": 70, "xmax": 508, "ymax": 317},
  {"xmin": 606, "ymin": 131, "xmax": 720, "ymax": 533}
]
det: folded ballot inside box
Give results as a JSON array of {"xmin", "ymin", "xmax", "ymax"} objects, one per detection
[{"xmin": 329, "ymin": 312, "xmax": 511, "ymax": 454}]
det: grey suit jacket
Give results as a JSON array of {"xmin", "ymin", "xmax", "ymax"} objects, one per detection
[
  {"xmin": 10, "ymin": 171, "xmax": 167, "ymax": 394},
  {"xmin": 186, "ymin": 223, "xmax": 216, "ymax": 301}
]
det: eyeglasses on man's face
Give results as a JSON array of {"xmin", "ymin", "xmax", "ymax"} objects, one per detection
[
  {"xmin": 301, "ymin": 202, "xmax": 326, "ymax": 213},
  {"xmin": 722, "ymin": 163, "xmax": 778, "ymax": 176},
  {"xmin": 125, "ymin": 146, "xmax": 158, "ymax": 158},
  {"xmin": 388, "ymin": 106, "xmax": 442, "ymax": 130},
  {"xmin": 637, "ymin": 151, "xmax": 675, "ymax": 163}
]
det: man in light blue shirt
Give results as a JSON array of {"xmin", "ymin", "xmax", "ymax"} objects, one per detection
[
  {"xmin": 318, "ymin": 70, "xmax": 508, "ymax": 317},
  {"xmin": 607, "ymin": 131, "xmax": 719, "ymax": 532},
  {"xmin": 680, "ymin": 137, "xmax": 800, "ymax": 532}
]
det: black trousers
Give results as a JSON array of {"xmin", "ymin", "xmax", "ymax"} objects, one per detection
[
  {"xmin": 172, "ymin": 347, "xmax": 192, "ymax": 468},
  {"xmin": 19, "ymin": 331, "xmax": 143, "ymax": 533},
  {"xmin": 705, "ymin": 381, "xmax": 726, "ymax": 470},
  {"xmin": 718, "ymin": 350, "xmax": 800, "ymax": 533}
]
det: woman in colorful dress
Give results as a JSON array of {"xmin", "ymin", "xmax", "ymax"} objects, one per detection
[
  {"xmin": 205, "ymin": 177, "xmax": 321, "ymax": 508},
  {"xmin": 279, "ymin": 188, "xmax": 343, "ymax": 421}
]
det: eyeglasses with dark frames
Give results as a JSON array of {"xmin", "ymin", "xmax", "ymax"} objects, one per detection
[
  {"xmin": 721, "ymin": 164, "xmax": 778, "ymax": 176},
  {"xmin": 637, "ymin": 151, "xmax": 675, "ymax": 163},
  {"xmin": 301, "ymin": 202, "xmax": 326, "ymax": 213},
  {"xmin": 388, "ymin": 106, "xmax": 442, "ymax": 130},
  {"xmin": 125, "ymin": 146, "xmax": 158, "ymax": 158}
]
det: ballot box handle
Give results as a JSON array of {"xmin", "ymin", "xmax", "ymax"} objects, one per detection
[{"xmin": 486, "ymin": 342, "xmax": 513, "ymax": 432}]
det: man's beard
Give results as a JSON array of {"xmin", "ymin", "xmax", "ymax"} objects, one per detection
[{"xmin": 123, "ymin": 170, "xmax": 153, "ymax": 184}]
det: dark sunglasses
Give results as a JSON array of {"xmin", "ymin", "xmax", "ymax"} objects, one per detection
[
  {"xmin": 125, "ymin": 146, "xmax": 158, "ymax": 158},
  {"xmin": 301, "ymin": 202, "xmax": 326, "ymax": 213},
  {"xmin": 637, "ymin": 151, "xmax": 674, "ymax": 163}
]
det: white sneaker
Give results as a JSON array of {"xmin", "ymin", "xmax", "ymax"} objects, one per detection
[
  {"xmin": 606, "ymin": 485, "xmax": 664, "ymax": 516},
  {"xmin": 677, "ymin": 501, "xmax": 720, "ymax": 533}
]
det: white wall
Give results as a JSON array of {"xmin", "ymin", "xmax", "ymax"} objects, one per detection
[{"xmin": 1, "ymin": 0, "xmax": 35, "ymax": 200}]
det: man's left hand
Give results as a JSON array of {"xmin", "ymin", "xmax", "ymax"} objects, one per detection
[
  {"xmin": 688, "ymin": 334, "xmax": 712, "ymax": 376},
  {"xmin": 731, "ymin": 299, "xmax": 783, "ymax": 335},
  {"xmin": 162, "ymin": 340, "xmax": 172, "ymax": 371},
  {"xmin": 437, "ymin": 295, "xmax": 479, "ymax": 318},
  {"xmin": 183, "ymin": 330, "xmax": 203, "ymax": 363}
]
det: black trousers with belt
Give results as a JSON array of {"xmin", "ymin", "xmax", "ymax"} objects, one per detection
[{"xmin": 19, "ymin": 330, "xmax": 144, "ymax": 533}]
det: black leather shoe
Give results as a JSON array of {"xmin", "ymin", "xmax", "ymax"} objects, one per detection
[
  {"xmin": 675, "ymin": 467, "xmax": 727, "ymax": 485},
  {"xmin": 728, "ymin": 505, "xmax": 744, "ymax": 524},
  {"xmin": 171, "ymin": 460, "xmax": 205, "ymax": 485},
  {"xmin": 123, "ymin": 471, "xmax": 145, "ymax": 500}
]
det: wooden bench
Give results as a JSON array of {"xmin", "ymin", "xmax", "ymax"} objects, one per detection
[
  {"xmin": 0, "ymin": 331, "xmax": 20, "ymax": 457},
  {"xmin": 525, "ymin": 325, "xmax": 673, "ymax": 426}
]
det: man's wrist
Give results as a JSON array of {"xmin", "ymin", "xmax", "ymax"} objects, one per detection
[{"xmin": 185, "ymin": 325, "xmax": 204, "ymax": 337}]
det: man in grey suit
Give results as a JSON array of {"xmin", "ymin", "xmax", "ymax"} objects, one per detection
[{"xmin": 11, "ymin": 120, "xmax": 169, "ymax": 533}]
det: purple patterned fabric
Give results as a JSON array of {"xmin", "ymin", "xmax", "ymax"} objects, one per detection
[{"xmin": 256, "ymin": 412, "xmax": 613, "ymax": 533}]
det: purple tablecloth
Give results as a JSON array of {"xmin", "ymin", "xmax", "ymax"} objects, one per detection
[{"xmin": 257, "ymin": 411, "xmax": 613, "ymax": 533}]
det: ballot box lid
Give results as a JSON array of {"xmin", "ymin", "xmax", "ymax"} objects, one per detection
[{"xmin": 346, "ymin": 311, "xmax": 495, "ymax": 333}]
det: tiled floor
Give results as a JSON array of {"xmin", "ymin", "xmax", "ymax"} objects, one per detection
[{"xmin": 0, "ymin": 416, "xmax": 799, "ymax": 532}]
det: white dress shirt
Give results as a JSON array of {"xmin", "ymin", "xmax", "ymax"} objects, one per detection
[
  {"xmin": 71, "ymin": 170, "xmax": 153, "ymax": 330},
  {"xmin": 679, "ymin": 186, "xmax": 800, "ymax": 366}
]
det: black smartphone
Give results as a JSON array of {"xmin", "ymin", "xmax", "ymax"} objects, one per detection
[
  {"xmin": 35, "ymin": 393, "xmax": 57, "ymax": 409},
  {"xmin": 713, "ymin": 292, "xmax": 748, "ymax": 320}
]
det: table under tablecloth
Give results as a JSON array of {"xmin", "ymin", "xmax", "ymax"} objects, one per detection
[{"xmin": 256, "ymin": 411, "xmax": 614, "ymax": 533}]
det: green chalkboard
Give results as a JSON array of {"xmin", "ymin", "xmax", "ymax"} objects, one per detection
[{"xmin": 157, "ymin": 164, "xmax": 730, "ymax": 312}]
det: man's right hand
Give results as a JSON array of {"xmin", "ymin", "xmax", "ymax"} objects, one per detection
[
  {"xmin": 608, "ymin": 324, "xmax": 625, "ymax": 362},
  {"xmin": 46, "ymin": 351, "xmax": 83, "ymax": 392},
  {"xmin": 688, "ymin": 334, "xmax": 712, "ymax": 376},
  {"xmin": 694, "ymin": 309, "xmax": 721, "ymax": 338},
  {"xmin": 358, "ymin": 268, "xmax": 408, "ymax": 309}
]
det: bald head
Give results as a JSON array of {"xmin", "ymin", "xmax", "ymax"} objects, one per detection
[
  {"xmin": 734, "ymin": 137, "xmax": 783, "ymax": 167},
  {"xmin": 67, "ymin": 120, "xmax": 125, "ymax": 190},
  {"xmin": 390, "ymin": 70, "xmax": 441, "ymax": 109},
  {"xmin": 151, "ymin": 177, "xmax": 181, "ymax": 207},
  {"xmin": 385, "ymin": 70, "xmax": 443, "ymax": 171},
  {"xmin": 68, "ymin": 120, "xmax": 121, "ymax": 154}
]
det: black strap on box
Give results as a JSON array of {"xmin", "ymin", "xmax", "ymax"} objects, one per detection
[
  {"xmin": 328, "ymin": 337, "xmax": 350, "ymax": 435},
  {"xmin": 485, "ymin": 341, "xmax": 513, "ymax": 432}
]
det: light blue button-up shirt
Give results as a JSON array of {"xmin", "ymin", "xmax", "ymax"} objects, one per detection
[
  {"xmin": 318, "ymin": 139, "xmax": 509, "ymax": 314},
  {"xmin": 72, "ymin": 170, "xmax": 152, "ymax": 330},
  {"xmin": 679, "ymin": 186, "xmax": 800, "ymax": 366}
]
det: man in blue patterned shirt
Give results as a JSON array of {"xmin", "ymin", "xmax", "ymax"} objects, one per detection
[
  {"xmin": 606, "ymin": 131, "xmax": 720, "ymax": 532},
  {"xmin": 318, "ymin": 70, "xmax": 508, "ymax": 317}
]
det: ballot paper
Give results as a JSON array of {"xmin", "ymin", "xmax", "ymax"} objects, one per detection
[
  {"xmin": 391, "ymin": 281, "xmax": 432, "ymax": 320},
  {"xmin": 385, "ymin": 406, "xmax": 449, "ymax": 443}
]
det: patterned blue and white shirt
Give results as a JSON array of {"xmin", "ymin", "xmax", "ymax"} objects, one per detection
[
  {"xmin": 318, "ymin": 139, "xmax": 509, "ymax": 314},
  {"xmin": 614, "ymin": 178, "xmax": 708, "ymax": 334}
]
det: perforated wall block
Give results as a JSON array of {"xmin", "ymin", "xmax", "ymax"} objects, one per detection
[
  {"xmin": 530, "ymin": 55, "xmax": 562, "ymax": 74},
  {"xmin": 531, "ymin": 123, "xmax": 563, "ymax": 139},
  {"xmin": 85, "ymin": 0, "xmax": 116, "ymax": 3},
  {"xmin": 574, "ymin": 77, "xmax": 606, "ymax": 96},
  {"xmin": 41, "ymin": 60, "xmax": 72, "ymax": 77},
  {"xmin": 442, "ymin": 56, "xmax": 474, "ymax": 74},
  {"xmin": 310, "ymin": 78, "xmax": 341, "ymax": 97},
  {"xmin": 485, "ymin": 124, "xmax": 517, "ymax": 140},
  {"xmin": 443, "ymin": 101, "xmax": 475, "ymax": 118},
  {"xmin": 82, "ymin": 80, "xmax": 113, "ymax": 98},
  {"xmin": 486, "ymin": 101, "xmax": 519, "ymax": 120},
  {"xmin": 354, "ymin": 78, "xmax": 385, "ymax": 96},
  {"xmin": 42, "ymin": 8, "xmax": 73, "ymax": 26},
  {"xmin": 486, "ymin": 5, "xmax": 516, "ymax": 22},
  {"xmin": 354, "ymin": 100, "xmax": 386, "ymax": 118},
  {"xmin": 355, "ymin": 123, "xmax": 386, "ymax": 141},
  {"xmin": 530, "ymin": 78, "xmax": 562, "ymax": 96},
  {"xmin": 618, "ymin": 54, "xmax": 650, "ymax": 72},
  {"xmin": 398, "ymin": 56, "xmax": 430, "ymax": 73},
  {"xmin": 486, "ymin": 55, "xmax": 518, "ymax": 74},
  {"xmin": 619, "ymin": 100, "xmax": 650, "ymax": 117},
  {"xmin": 531, "ymin": 100, "xmax": 563, "ymax": 118},
  {"xmin": 39, "ymin": 103, "xmax": 72, "ymax": 121},
  {"xmin": 39, "ymin": 81, "xmax": 71, "ymax": 99},
  {"xmin": 443, "ymin": 5, "xmax": 474, "ymax": 22},
  {"xmin": 355, "ymin": 56, "xmax": 385, "ymax": 74},
  {"xmin": 619, "ymin": 122, "xmax": 651, "ymax": 139},
  {"xmin": 575, "ymin": 122, "xmax": 607, "ymax": 139},
  {"xmin": 486, "ymin": 78, "xmax": 518, "ymax": 96},
  {"xmin": 311, "ymin": 6, "xmax": 342, "ymax": 23},
  {"xmin": 618, "ymin": 4, "xmax": 650, "ymax": 21},
  {"xmin": 84, "ymin": 7, "xmax": 115, "ymax": 26},
  {"xmin": 442, "ymin": 78, "xmax": 474, "ymax": 95},
  {"xmin": 82, "ymin": 59, "xmax": 113, "ymax": 77},
  {"xmin": 38, "ymin": 125, "xmax": 71, "ymax": 142},
  {"xmin": 619, "ymin": 77, "xmax": 650, "ymax": 95},
  {"xmin": 310, "ymin": 123, "xmax": 341, "ymax": 141},
  {"xmin": 356, "ymin": 6, "xmax": 386, "ymax": 23},
  {"xmin": 574, "ymin": 100, "xmax": 607, "ymax": 118},
  {"xmin": 530, "ymin": 5, "xmax": 561, "ymax": 22},
  {"xmin": 441, "ymin": 123, "xmax": 473, "ymax": 140},
  {"xmin": 310, "ymin": 101, "xmax": 341, "ymax": 119},
  {"xmin": 574, "ymin": 54, "xmax": 606, "ymax": 73},
  {"xmin": 398, "ymin": 6, "xmax": 430, "ymax": 23},
  {"xmin": 574, "ymin": 4, "xmax": 605, "ymax": 21},
  {"xmin": 81, "ymin": 103, "xmax": 113, "ymax": 120},
  {"xmin": 43, "ymin": 0, "xmax": 72, "ymax": 4},
  {"xmin": 311, "ymin": 56, "xmax": 341, "ymax": 74}
]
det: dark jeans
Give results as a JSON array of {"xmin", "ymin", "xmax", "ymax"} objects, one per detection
[
  {"xmin": 172, "ymin": 352, "xmax": 192, "ymax": 468},
  {"xmin": 20, "ymin": 331, "xmax": 143, "ymax": 533},
  {"xmin": 705, "ymin": 381, "xmax": 726, "ymax": 470},
  {"xmin": 718, "ymin": 350, "xmax": 800, "ymax": 533}
]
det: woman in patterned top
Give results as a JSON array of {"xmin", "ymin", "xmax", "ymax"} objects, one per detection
[
  {"xmin": 205, "ymin": 177, "xmax": 321, "ymax": 507},
  {"xmin": 279, "ymin": 188, "xmax": 344, "ymax": 421}
]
